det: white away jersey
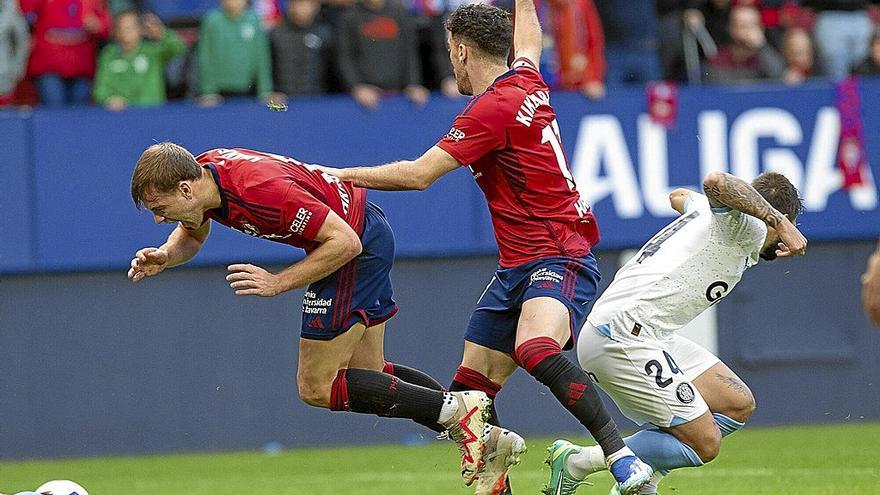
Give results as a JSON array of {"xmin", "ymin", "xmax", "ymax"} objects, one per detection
[{"xmin": 588, "ymin": 193, "xmax": 768, "ymax": 337}]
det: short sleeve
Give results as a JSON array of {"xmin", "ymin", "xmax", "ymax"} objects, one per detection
[
  {"xmin": 692, "ymin": 193, "xmax": 768, "ymax": 252},
  {"xmin": 280, "ymin": 182, "xmax": 331, "ymax": 242},
  {"xmin": 511, "ymin": 57, "xmax": 547, "ymax": 87},
  {"xmin": 436, "ymin": 96, "xmax": 506, "ymax": 166}
]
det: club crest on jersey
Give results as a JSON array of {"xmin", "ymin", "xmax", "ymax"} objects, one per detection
[
  {"xmin": 530, "ymin": 268, "xmax": 563, "ymax": 286},
  {"xmin": 515, "ymin": 90, "xmax": 551, "ymax": 127},
  {"xmin": 241, "ymin": 222, "xmax": 260, "ymax": 236},
  {"xmin": 676, "ymin": 383, "xmax": 696, "ymax": 404},
  {"xmin": 446, "ymin": 127, "xmax": 465, "ymax": 142}
]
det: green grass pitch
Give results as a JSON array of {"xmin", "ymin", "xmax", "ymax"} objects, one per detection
[{"xmin": 2, "ymin": 423, "xmax": 878, "ymax": 494}]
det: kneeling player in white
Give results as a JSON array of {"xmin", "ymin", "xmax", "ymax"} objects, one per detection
[{"xmin": 544, "ymin": 171, "xmax": 807, "ymax": 494}]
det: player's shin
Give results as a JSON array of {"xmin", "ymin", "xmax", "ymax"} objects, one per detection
[
  {"xmin": 332, "ymin": 368, "xmax": 446, "ymax": 422},
  {"xmin": 713, "ymin": 412, "xmax": 745, "ymax": 438},
  {"xmin": 622, "ymin": 429, "xmax": 704, "ymax": 472},
  {"xmin": 383, "ymin": 361, "xmax": 449, "ymax": 433},
  {"xmin": 449, "ymin": 366, "xmax": 503, "ymax": 426},
  {"xmin": 515, "ymin": 337, "xmax": 627, "ymax": 457}
]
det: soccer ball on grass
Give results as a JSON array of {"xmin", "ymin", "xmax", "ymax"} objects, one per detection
[{"xmin": 34, "ymin": 481, "xmax": 89, "ymax": 495}]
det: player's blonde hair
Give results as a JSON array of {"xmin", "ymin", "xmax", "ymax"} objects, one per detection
[{"xmin": 131, "ymin": 142, "xmax": 202, "ymax": 209}]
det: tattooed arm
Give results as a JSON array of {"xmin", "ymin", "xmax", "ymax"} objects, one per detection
[
  {"xmin": 703, "ymin": 171, "xmax": 807, "ymax": 257},
  {"xmin": 703, "ymin": 172, "xmax": 787, "ymax": 227}
]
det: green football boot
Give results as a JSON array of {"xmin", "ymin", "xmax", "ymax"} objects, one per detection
[{"xmin": 542, "ymin": 439, "xmax": 592, "ymax": 495}]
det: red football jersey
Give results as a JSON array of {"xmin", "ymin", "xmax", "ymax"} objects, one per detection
[
  {"xmin": 436, "ymin": 57, "xmax": 599, "ymax": 268},
  {"xmin": 194, "ymin": 148, "xmax": 366, "ymax": 252}
]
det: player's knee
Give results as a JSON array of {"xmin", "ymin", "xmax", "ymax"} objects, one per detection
[
  {"xmin": 691, "ymin": 427, "xmax": 722, "ymax": 463},
  {"xmin": 726, "ymin": 387, "xmax": 757, "ymax": 423},
  {"xmin": 297, "ymin": 380, "xmax": 330, "ymax": 408}
]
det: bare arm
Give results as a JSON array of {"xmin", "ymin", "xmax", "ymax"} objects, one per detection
[
  {"xmin": 226, "ymin": 210, "xmax": 362, "ymax": 296},
  {"xmin": 703, "ymin": 172, "xmax": 788, "ymax": 228},
  {"xmin": 128, "ymin": 221, "xmax": 210, "ymax": 282},
  {"xmin": 702, "ymin": 171, "xmax": 807, "ymax": 256},
  {"xmin": 513, "ymin": 0, "xmax": 542, "ymax": 67},
  {"xmin": 161, "ymin": 222, "xmax": 211, "ymax": 267},
  {"xmin": 328, "ymin": 146, "xmax": 460, "ymax": 191},
  {"xmin": 669, "ymin": 188, "xmax": 693, "ymax": 214}
]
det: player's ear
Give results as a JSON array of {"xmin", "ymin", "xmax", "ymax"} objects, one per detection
[
  {"xmin": 458, "ymin": 43, "xmax": 467, "ymax": 64},
  {"xmin": 179, "ymin": 181, "xmax": 193, "ymax": 200}
]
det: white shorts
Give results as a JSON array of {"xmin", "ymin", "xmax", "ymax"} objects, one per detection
[{"xmin": 577, "ymin": 321, "xmax": 719, "ymax": 428}]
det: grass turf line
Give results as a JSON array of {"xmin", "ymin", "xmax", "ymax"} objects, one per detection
[{"xmin": 2, "ymin": 423, "xmax": 878, "ymax": 494}]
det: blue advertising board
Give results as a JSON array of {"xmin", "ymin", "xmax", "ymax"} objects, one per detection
[{"xmin": 2, "ymin": 80, "xmax": 879, "ymax": 273}]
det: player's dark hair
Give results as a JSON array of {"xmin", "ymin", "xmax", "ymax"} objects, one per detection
[
  {"xmin": 131, "ymin": 142, "xmax": 202, "ymax": 209},
  {"xmin": 751, "ymin": 172, "xmax": 804, "ymax": 221},
  {"xmin": 445, "ymin": 4, "xmax": 512, "ymax": 59}
]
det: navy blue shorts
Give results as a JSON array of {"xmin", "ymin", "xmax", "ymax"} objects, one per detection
[
  {"xmin": 464, "ymin": 255, "xmax": 601, "ymax": 355},
  {"xmin": 300, "ymin": 202, "xmax": 398, "ymax": 340}
]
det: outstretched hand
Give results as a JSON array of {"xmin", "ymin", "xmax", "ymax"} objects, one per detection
[
  {"xmin": 774, "ymin": 219, "xmax": 807, "ymax": 258},
  {"xmin": 226, "ymin": 263, "xmax": 283, "ymax": 297},
  {"xmin": 128, "ymin": 248, "xmax": 169, "ymax": 282}
]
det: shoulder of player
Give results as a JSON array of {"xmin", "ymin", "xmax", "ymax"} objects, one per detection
[{"xmin": 463, "ymin": 84, "xmax": 530, "ymax": 124}]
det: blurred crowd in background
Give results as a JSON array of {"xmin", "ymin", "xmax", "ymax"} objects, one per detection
[{"xmin": 2, "ymin": 0, "xmax": 880, "ymax": 111}]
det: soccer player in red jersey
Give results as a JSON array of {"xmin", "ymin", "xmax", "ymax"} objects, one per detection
[
  {"xmin": 321, "ymin": 0, "xmax": 654, "ymax": 493},
  {"xmin": 127, "ymin": 143, "xmax": 501, "ymax": 484}
]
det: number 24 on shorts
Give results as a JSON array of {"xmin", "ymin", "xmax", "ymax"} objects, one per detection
[{"xmin": 645, "ymin": 350, "xmax": 682, "ymax": 388}]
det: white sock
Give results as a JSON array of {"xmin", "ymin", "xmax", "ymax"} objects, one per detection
[
  {"xmin": 605, "ymin": 446, "xmax": 636, "ymax": 467},
  {"xmin": 566, "ymin": 445, "xmax": 606, "ymax": 479},
  {"xmin": 437, "ymin": 392, "xmax": 459, "ymax": 424},
  {"xmin": 640, "ymin": 471, "xmax": 665, "ymax": 494}
]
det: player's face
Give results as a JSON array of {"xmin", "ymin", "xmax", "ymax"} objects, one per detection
[
  {"xmin": 143, "ymin": 185, "xmax": 203, "ymax": 230},
  {"xmin": 448, "ymin": 33, "xmax": 473, "ymax": 96}
]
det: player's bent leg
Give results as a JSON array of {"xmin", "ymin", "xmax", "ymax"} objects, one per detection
[
  {"xmin": 516, "ymin": 298, "xmax": 651, "ymax": 495},
  {"xmin": 455, "ymin": 341, "xmax": 518, "ymax": 427},
  {"xmin": 349, "ymin": 322, "xmax": 451, "ymax": 434},
  {"xmin": 661, "ymin": 411, "xmax": 722, "ymax": 463},
  {"xmin": 693, "ymin": 361, "xmax": 756, "ymax": 426},
  {"xmin": 451, "ymin": 345, "xmax": 519, "ymax": 494},
  {"xmin": 347, "ymin": 322, "xmax": 387, "ymax": 371},
  {"xmin": 297, "ymin": 322, "xmax": 369, "ymax": 408}
]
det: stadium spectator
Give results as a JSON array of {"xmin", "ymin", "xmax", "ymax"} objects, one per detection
[
  {"xmin": 270, "ymin": 0, "xmax": 333, "ymax": 96},
  {"xmin": 0, "ymin": 0, "xmax": 30, "ymax": 106},
  {"xmin": 93, "ymin": 10, "xmax": 186, "ymax": 110},
  {"xmin": 781, "ymin": 27, "xmax": 820, "ymax": 84},
  {"xmin": 852, "ymin": 28, "xmax": 880, "ymax": 75},
  {"xmin": 801, "ymin": 0, "xmax": 877, "ymax": 79},
  {"xmin": 705, "ymin": 5, "xmax": 785, "ymax": 83},
  {"xmin": 595, "ymin": 0, "xmax": 661, "ymax": 84},
  {"xmin": 20, "ymin": 0, "xmax": 111, "ymax": 106},
  {"xmin": 409, "ymin": 0, "xmax": 459, "ymax": 98},
  {"xmin": 863, "ymin": 240, "xmax": 880, "ymax": 325},
  {"xmin": 336, "ymin": 0, "xmax": 428, "ymax": 109},
  {"xmin": 197, "ymin": 0, "xmax": 278, "ymax": 106},
  {"xmin": 697, "ymin": 0, "xmax": 733, "ymax": 47},
  {"xmin": 549, "ymin": 0, "xmax": 607, "ymax": 99},
  {"xmin": 654, "ymin": 0, "xmax": 698, "ymax": 81}
]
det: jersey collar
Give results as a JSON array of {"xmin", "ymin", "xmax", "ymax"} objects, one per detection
[
  {"xmin": 492, "ymin": 69, "xmax": 516, "ymax": 86},
  {"xmin": 205, "ymin": 164, "xmax": 229, "ymax": 219}
]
